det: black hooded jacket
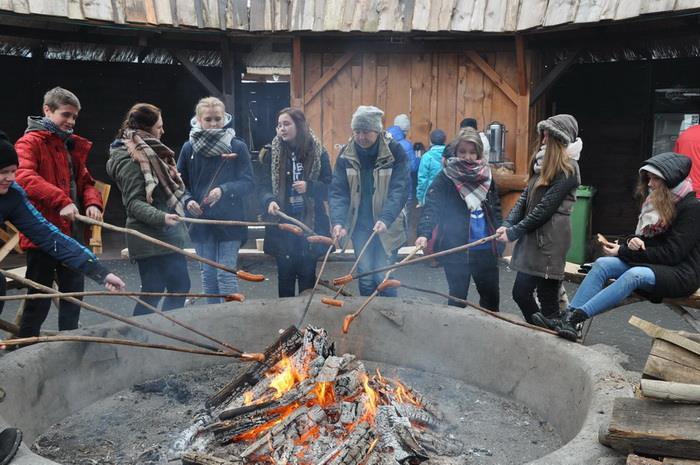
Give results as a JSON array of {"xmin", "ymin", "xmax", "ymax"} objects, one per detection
[{"xmin": 618, "ymin": 152, "xmax": 700, "ymax": 302}]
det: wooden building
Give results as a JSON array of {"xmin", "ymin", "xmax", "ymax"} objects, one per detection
[{"xmin": 0, "ymin": 1, "xmax": 699, "ymax": 250}]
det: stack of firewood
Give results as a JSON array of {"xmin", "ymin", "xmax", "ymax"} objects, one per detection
[{"xmin": 599, "ymin": 317, "xmax": 700, "ymax": 465}]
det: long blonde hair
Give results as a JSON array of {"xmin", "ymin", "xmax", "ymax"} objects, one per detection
[
  {"xmin": 532, "ymin": 137, "xmax": 575, "ymax": 189},
  {"xmin": 637, "ymin": 171, "xmax": 676, "ymax": 226},
  {"xmin": 195, "ymin": 96, "xmax": 225, "ymax": 118}
]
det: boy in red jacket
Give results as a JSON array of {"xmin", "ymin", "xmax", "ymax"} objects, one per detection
[{"xmin": 14, "ymin": 87, "xmax": 104, "ymax": 337}]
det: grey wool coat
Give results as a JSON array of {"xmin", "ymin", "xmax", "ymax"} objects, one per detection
[{"xmin": 503, "ymin": 159, "xmax": 580, "ymax": 280}]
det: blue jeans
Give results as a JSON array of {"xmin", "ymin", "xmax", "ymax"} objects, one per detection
[
  {"xmin": 134, "ymin": 253, "xmax": 191, "ymax": 316},
  {"xmin": 352, "ymin": 228, "xmax": 397, "ymax": 297},
  {"xmin": 569, "ymin": 257, "xmax": 655, "ymax": 317},
  {"xmin": 194, "ymin": 240, "xmax": 242, "ymax": 303}
]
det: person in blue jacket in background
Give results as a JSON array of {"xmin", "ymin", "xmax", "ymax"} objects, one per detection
[{"xmin": 387, "ymin": 114, "xmax": 418, "ymax": 200}]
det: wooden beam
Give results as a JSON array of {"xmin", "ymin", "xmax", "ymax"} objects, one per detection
[
  {"xmin": 303, "ymin": 52, "xmax": 355, "ymax": 105},
  {"xmin": 630, "ymin": 316, "xmax": 700, "ymax": 358},
  {"xmin": 641, "ymin": 379, "xmax": 700, "ymax": 403},
  {"xmin": 174, "ymin": 50, "xmax": 223, "ymax": 100},
  {"xmin": 530, "ymin": 49, "xmax": 581, "ymax": 105},
  {"xmin": 465, "ymin": 50, "xmax": 519, "ymax": 105},
  {"xmin": 221, "ymin": 37, "xmax": 235, "ymax": 112},
  {"xmin": 291, "ymin": 36, "xmax": 303, "ymax": 107},
  {"xmin": 515, "ymin": 35, "xmax": 528, "ymax": 96}
]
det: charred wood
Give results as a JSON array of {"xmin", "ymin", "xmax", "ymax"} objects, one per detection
[{"xmin": 181, "ymin": 451, "xmax": 240, "ymax": 464}]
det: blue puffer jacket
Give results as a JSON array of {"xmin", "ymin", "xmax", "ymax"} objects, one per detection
[
  {"xmin": 387, "ymin": 126, "xmax": 418, "ymax": 173},
  {"xmin": 416, "ymin": 144, "xmax": 445, "ymax": 205}
]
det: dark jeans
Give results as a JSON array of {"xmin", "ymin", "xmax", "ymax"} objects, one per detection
[
  {"xmin": 512, "ymin": 272, "xmax": 560, "ymax": 323},
  {"xmin": 352, "ymin": 227, "xmax": 397, "ymax": 297},
  {"xmin": 443, "ymin": 250, "xmax": 499, "ymax": 311},
  {"xmin": 19, "ymin": 249, "xmax": 84, "ymax": 337},
  {"xmin": 134, "ymin": 253, "xmax": 190, "ymax": 316},
  {"xmin": 275, "ymin": 253, "xmax": 317, "ymax": 298}
]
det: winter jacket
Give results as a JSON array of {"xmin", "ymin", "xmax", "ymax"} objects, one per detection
[
  {"xmin": 15, "ymin": 117, "xmax": 102, "ymax": 250},
  {"xmin": 417, "ymin": 171, "xmax": 503, "ymax": 265},
  {"xmin": 618, "ymin": 152, "xmax": 700, "ymax": 302},
  {"xmin": 330, "ymin": 135, "xmax": 410, "ymax": 255},
  {"xmin": 674, "ymin": 125, "xmax": 700, "ymax": 198},
  {"xmin": 106, "ymin": 141, "xmax": 188, "ymax": 259},
  {"xmin": 177, "ymin": 137, "xmax": 255, "ymax": 243},
  {"xmin": 503, "ymin": 159, "xmax": 581, "ymax": 280},
  {"xmin": 259, "ymin": 140, "xmax": 332, "ymax": 258},
  {"xmin": 416, "ymin": 144, "xmax": 445, "ymax": 205},
  {"xmin": 0, "ymin": 183, "xmax": 108, "ymax": 282},
  {"xmin": 387, "ymin": 126, "xmax": 418, "ymax": 173}
]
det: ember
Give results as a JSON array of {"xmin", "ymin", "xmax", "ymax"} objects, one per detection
[{"xmin": 178, "ymin": 325, "xmax": 454, "ymax": 465}]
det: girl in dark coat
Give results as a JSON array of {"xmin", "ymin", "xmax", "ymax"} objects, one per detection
[
  {"xmin": 538, "ymin": 152, "xmax": 700, "ymax": 340},
  {"xmin": 260, "ymin": 108, "xmax": 332, "ymax": 297},
  {"xmin": 496, "ymin": 114, "xmax": 582, "ymax": 323},
  {"xmin": 416, "ymin": 128, "xmax": 502, "ymax": 310},
  {"xmin": 177, "ymin": 97, "xmax": 255, "ymax": 303}
]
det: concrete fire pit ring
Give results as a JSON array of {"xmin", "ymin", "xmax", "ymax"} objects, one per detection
[{"xmin": 0, "ymin": 297, "xmax": 631, "ymax": 464}]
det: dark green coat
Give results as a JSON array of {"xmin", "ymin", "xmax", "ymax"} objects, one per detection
[{"xmin": 106, "ymin": 141, "xmax": 188, "ymax": 259}]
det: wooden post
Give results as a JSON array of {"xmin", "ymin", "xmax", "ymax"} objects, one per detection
[
  {"xmin": 221, "ymin": 38, "xmax": 236, "ymax": 115},
  {"xmin": 291, "ymin": 36, "xmax": 303, "ymax": 108},
  {"xmin": 514, "ymin": 36, "xmax": 531, "ymax": 176}
]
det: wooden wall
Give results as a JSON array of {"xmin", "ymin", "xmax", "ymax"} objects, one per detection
[{"xmin": 301, "ymin": 51, "xmax": 523, "ymax": 166}]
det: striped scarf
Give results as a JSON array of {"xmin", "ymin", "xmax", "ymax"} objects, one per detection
[
  {"xmin": 635, "ymin": 177, "xmax": 694, "ymax": 237},
  {"xmin": 122, "ymin": 129, "xmax": 185, "ymax": 216},
  {"xmin": 443, "ymin": 157, "xmax": 492, "ymax": 211}
]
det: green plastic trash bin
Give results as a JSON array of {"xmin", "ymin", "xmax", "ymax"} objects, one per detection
[{"xmin": 566, "ymin": 185, "xmax": 597, "ymax": 265}]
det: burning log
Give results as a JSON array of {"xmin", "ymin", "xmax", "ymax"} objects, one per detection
[
  {"xmin": 375, "ymin": 405, "xmax": 429, "ymax": 464},
  {"xmin": 181, "ymin": 451, "xmax": 241, "ymax": 465}
]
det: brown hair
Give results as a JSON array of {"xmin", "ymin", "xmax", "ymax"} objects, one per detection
[
  {"xmin": 278, "ymin": 107, "xmax": 314, "ymax": 161},
  {"xmin": 531, "ymin": 136, "xmax": 575, "ymax": 189},
  {"xmin": 117, "ymin": 103, "xmax": 161, "ymax": 138},
  {"xmin": 637, "ymin": 171, "xmax": 676, "ymax": 226},
  {"xmin": 43, "ymin": 87, "xmax": 81, "ymax": 111},
  {"xmin": 447, "ymin": 128, "xmax": 484, "ymax": 160}
]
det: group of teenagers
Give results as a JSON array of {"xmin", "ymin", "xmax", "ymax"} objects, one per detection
[{"xmin": 2, "ymin": 86, "xmax": 700, "ymax": 347}]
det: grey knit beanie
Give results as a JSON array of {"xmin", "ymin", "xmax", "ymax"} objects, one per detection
[
  {"xmin": 351, "ymin": 105, "xmax": 384, "ymax": 133},
  {"xmin": 394, "ymin": 114, "xmax": 410, "ymax": 132},
  {"xmin": 537, "ymin": 114, "xmax": 578, "ymax": 145}
]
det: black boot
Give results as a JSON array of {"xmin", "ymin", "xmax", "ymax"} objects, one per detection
[
  {"xmin": 557, "ymin": 309, "xmax": 589, "ymax": 342},
  {"xmin": 531, "ymin": 312, "xmax": 562, "ymax": 331},
  {"xmin": 0, "ymin": 428, "xmax": 22, "ymax": 465}
]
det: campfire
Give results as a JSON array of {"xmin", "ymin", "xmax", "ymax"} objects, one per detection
[{"xmin": 177, "ymin": 326, "xmax": 460, "ymax": 465}]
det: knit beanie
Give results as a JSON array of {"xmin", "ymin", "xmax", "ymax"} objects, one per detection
[
  {"xmin": 393, "ymin": 114, "xmax": 410, "ymax": 132},
  {"xmin": 537, "ymin": 114, "xmax": 578, "ymax": 145},
  {"xmin": 0, "ymin": 131, "xmax": 19, "ymax": 170},
  {"xmin": 430, "ymin": 129, "xmax": 446, "ymax": 146},
  {"xmin": 351, "ymin": 106, "xmax": 384, "ymax": 133}
]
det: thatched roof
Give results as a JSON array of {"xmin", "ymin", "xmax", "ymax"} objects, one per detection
[{"xmin": 1, "ymin": 0, "xmax": 698, "ymax": 34}]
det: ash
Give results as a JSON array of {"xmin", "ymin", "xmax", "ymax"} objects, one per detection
[{"xmin": 34, "ymin": 327, "xmax": 561, "ymax": 465}]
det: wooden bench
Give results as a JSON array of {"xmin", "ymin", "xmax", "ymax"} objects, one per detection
[{"xmin": 503, "ymin": 256, "xmax": 700, "ymax": 333}]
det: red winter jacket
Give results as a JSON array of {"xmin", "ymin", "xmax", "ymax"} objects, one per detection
[{"xmin": 14, "ymin": 130, "xmax": 102, "ymax": 250}]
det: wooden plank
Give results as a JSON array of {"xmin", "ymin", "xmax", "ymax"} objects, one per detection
[
  {"xmin": 300, "ymin": 0, "xmax": 316, "ymax": 30},
  {"xmin": 351, "ymin": 65, "xmax": 363, "ymax": 111},
  {"xmin": 361, "ymin": 53, "xmax": 377, "ymax": 105},
  {"xmin": 291, "ymin": 37, "xmax": 303, "ymax": 105},
  {"xmin": 278, "ymin": 0, "xmax": 290, "ymax": 30},
  {"xmin": 469, "ymin": 0, "xmax": 486, "ymax": 30},
  {"xmin": 640, "ymin": 0, "xmax": 675, "ymax": 14},
  {"xmin": 341, "ymin": 0, "xmax": 356, "ymax": 30},
  {"xmin": 410, "ymin": 53, "xmax": 433, "ymax": 146},
  {"xmin": 543, "ymin": 0, "xmax": 578, "ymax": 26},
  {"xmin": 330, "ymin": 61, "xmax": 353, "ymax": 161},
  {"xmin": 643, "ymin": 340, "xmax": 700, "ymax": 385},
  {"xmin": 429, "ymin": 54, "xmax": 439, "ymax": 137},
  {"xmin": 124, "ymin": 0, "xmax": 148, "ymax": 22},
  {"xmin": 304, "ymin": 52, "xmax": 355, "ymax": 105},
  {"xmin": 200, "ymin": 0, "xmax": 220, "ymax": 28},
  {"xmin": 492, "ymin": 52, "xmax": 519, "ymax": 167},
  {"xmin": 248, "ymin": 0, "xmax": 265, "ymax": 30},
  {"xmin": 664, "ymin": 459, "xmax": 700, "ymax": 465},
  {"xmin": 515, "ymin": 35, "xmax": 527, "ymax": 96},
  {"xmin": 376, "ymin": 64, "xmax": 389, "ymax": 113},
  {"xmin": 412, "ymin": 0, "xmax": 430, "ymax": 30},
  {"xmin": 176, "ymin": 0, "xmax": 199, "ymax": 26},
  {"xmin": 313, "ymin": 0, "xmax": 326, "ymax": 31},
  {"xmin": 451, "ymin": 0, "xmax": 477, "ymax": 31},
  {"xmin": 630, "ymin": 317, "xmax": 700, "ymax": 358},
  {"xmin": 483, "ymin": 0, "xmax": 508, "ymax": 32},
  {"xmin": 676, "ymin": 0, "xmax": 700, "ymax": 11},
  {"xmin": 427, "ymin": 0, "xmax": 456, "ymax": 31},
  {"xmin": 323, "ymin": 0, "xmax": 346, "ymax": 30},
  {"xmin": 0, "ymin": 0, "xmax": 14, "ymax": 12},
  {"xmin": 465, "ymin": 50, "xmax": 519, "ymax": 105},
  {"xmin": 461, "ymin": 56, "xmax": 487, "ymax": 136},
  {"xmin": 641, "ymin": 379, "xmax": 700, "ymax": 403},
  {"xmin": 27, "ymin": 0, "xmax": 67, "ymax": 16},
  {"xmin": 226, "ymin": 0, "xmax": 248, "ymax": 29},
  {"xmin": 153, "ymin": 0, "xmax": 173, "ymax": 24},
  {"xmin": 574, "ymin": 0, "xmax": 606, "ymax": 23},
  {"xmin": 603, "ymin": 398, "xmax": 700, "ymax": 460},
  {"xmin": 627, "ymin": 455, "xmax": 663, "ymax": 465},
  {"xmin": 377, "ymin": 0, "xmax": 401, "ymax": 31},
  {"xmin": 321, "ymin": 54, "xmax": 336, "ymax": 159},
  {"xmin": 385, "ymin": 53, "xmax": 411, "ymax": 125},
  {"xmin": 436, "ymin": 54, "xmax": 458, "ymax": 136},
  {"xmin": 304, "ymin": 53, "xmax": 323, "ymax": 158},
  {"xmin": 82, "ymin": 0, "xmax": 116, "ymax": 21},
  {"xmin": 600, "ymin": 0, "xmax": 620, "ymax": 20},
  {"xmin": 67, "ymin": 0, "xmax": 83, "ymax": 19},
  {"xmin": 517, "ymin": 0, "xmax": 547, "ymax": 29},
  {"xmin": 614, "ymin": 0, "xmax": 642, "ymax": 19},
  {"xmin": 0, "ymin": 229, "xmax": 19, "ymax": 264}
]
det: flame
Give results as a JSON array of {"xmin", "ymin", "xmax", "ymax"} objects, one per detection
[
  {"xmin": 313, "ymin": 382, "xmax": 336, "ymax": 408},
  {"xmin": 394, "ymin": 379, "xmax": 422, "ymax": 406},
  {"xmin": 243, "ymin": 391, "xmax": 254, "ymax": 406},
  {"xmin": 232, "ymin": 402, "xmax": 301, "ymax": 442},
  {"xmin": 294, "ymin": 425, "xmax": 320, "ymax": 445},
  {"xmin": 268, "ymin": 357, "xmax": 305, "ymax": 399},
  {"xmin": 359, "ymin": 374, "xmax": 378, "ymax": 423}
]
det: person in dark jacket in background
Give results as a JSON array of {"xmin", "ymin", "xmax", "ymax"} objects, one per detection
[
  {"xmin": 260, "ymin": 108, "xmax": 332, "ymax": 297},
  {"xmin": 178, "ymin": 97, "xmax": 254, "ymax": 303},
  {"xmin": 536, "ymin": 152, "xmax": 700, "ymax": 340},
  {"xmin": 496, "ymin": 114, "xmax": 582, "ymax": 324},
  {"xmin": 107, "ymin": 103, "xmax": 190, "ymax": 316},
  {"xmin": 416, "ymin": 128, "xmax": 502, "ymax": 310},
  {"xmin": 330, "ymin": 105, "xmax": 410, "ymax": 297}
]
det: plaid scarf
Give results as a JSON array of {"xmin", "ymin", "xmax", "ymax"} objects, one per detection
[
  {"xmin": 443, "ymin": 157, "xmax": 492, "ymax": 211},
  {"xmin": 635, "ymin": 177, "xmax": 694, "ymax": 237},
  {"xmin": 37, "ymin": 117, "xmax": 73, "ymax": 141},
  {"xmin": 122, "ymin": 129, "xmax": 185, "ymax": 216},
  {"xmin": 189, "ymin": 128, "xmax": 236, "ymax": 158}
]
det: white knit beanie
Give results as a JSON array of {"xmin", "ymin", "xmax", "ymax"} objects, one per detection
[
  {"xmin": 351, "ymin": 105, "xmax": 384, "ymax": 133},
  {"xmin": 393, "ymin": 114, "xmax": 410, "ymax": 132}
]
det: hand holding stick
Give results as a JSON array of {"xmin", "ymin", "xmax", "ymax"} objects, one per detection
[
  {"xmin": 326, "ymin": 230, "xmax": 378, "ymax": 306},
  {"xmin": 298, "ymin": 236, "xmax": 337, "ymax": 327},
  {"xmin": 274, "ymin": 210, "xmax": 316, "ymax": 236}
]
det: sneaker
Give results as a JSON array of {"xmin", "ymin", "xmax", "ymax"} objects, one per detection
[
  {"xmin": 0, "ymin": 428, "xmax": 22, "ymax": 465},
  {"xmin": 531, "ymin": 312, "xmax": 561, "ymax": 331},
  {"xmin": 557, "ymin": 309, "xmax": 589, "ymax": 342}
]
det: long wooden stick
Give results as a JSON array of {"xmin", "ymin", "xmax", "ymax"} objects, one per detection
[
  {"xmin": 275, "ymin": 210, "xmax": 315, "ymax": 235},
  {"xmin": 0, "ymin": 335, "xmax": 241, "ymax": 357},
  {"xmin": 336, "ymin": 233, "xmax": 499, "ymax": 285},
  {"xmin": 0, "ymin": 316, "xmax": 19, "ymax": 334},
  {"xmin": 332, "ymin": 230, "xmax": 378, "ymax": 300},
  {"xmin": 0, "ymin": 269, "xmax": 263, "ymax": 359},
  {"xmin": 398, "ymin": 282, "xmax": 557, "ymax": 336},
  {"xmin": 126, "ymin": 295, "xmax": 242, "ymax": 353},
  {"xmin": 0, "ymin": 291, "xmax": 238, "ymax": 302},
  {"xmin": 342, "ymin": 246, "xmax": 422, "ymax": 334},
  {"xmin": 74, "ymin": 214, "xmax": 264, "ymax": 282},
  {"xmin": 178, "ymin": 217, "xmax": 277, "ymax": 227},
  {"xmin": 299, "ymin": 242, "xmax": 336, "ymax": 327}
]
